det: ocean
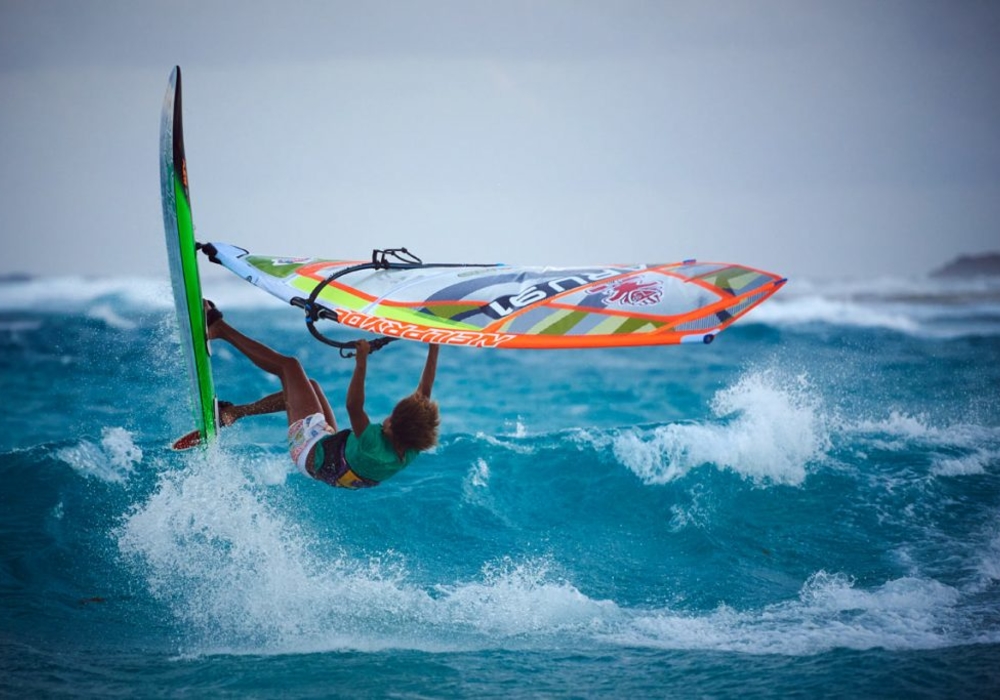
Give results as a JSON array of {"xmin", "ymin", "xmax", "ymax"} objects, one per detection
[{"xmin": 1, "ymin": 268, "xmax": 999, "ymax": 698}]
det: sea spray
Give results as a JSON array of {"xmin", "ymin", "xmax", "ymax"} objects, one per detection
[
  {"xmin": 431, "ymin": 556, "xmax": 620, "ymax": 639},
  {"xmin": 116, "ymin": 447, "xmax": 616, "ymax": 654},
  {"xmin": 606, "ymin": 571, "xmax": 967, "ymax": 655},
  {"xmin": 56, "ymin": 427, "xmax": 143, "ymax": 483},
  {"xmin": 612, "ymin": 369, "xmax": 829, "ymax": 485},
  {"xmin": 117, "ymin": 448, "xmax": 338, "ymax": 648}
]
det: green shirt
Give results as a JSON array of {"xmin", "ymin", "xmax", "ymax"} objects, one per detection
[{"xmin": 345, "ymin": 422, "xmax": 418, "ymax": 482}]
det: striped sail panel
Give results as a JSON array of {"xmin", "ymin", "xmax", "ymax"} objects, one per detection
[{"xmin": 210, "ymin": 243, "xmax": 785, "ymax": 349}]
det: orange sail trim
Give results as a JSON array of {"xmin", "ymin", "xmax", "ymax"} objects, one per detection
[{"xmin": 476, "ymin": 266, "xmax": 706, "ymax": 335}]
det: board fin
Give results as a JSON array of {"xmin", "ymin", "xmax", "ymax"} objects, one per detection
[{"xmin": 171, "ymin": 429, "xmax": 203, "ymax": 451}]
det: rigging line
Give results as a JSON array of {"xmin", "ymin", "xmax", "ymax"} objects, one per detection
[
  {"xmin": 361, "ymin": 266, "xmax": 487, "ymax": 315},
  {"xmin": 294, "ymin": 248, "xmax": 494, "ymax": 355},
  {"xmin": 303, "ymin": 249, "xmax": 499, "ymax": 320}
]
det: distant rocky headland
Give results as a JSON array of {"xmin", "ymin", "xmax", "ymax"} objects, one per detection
[{"xmin": 931, "ymin": 252, "xmax": 1000, "ymax": 278}]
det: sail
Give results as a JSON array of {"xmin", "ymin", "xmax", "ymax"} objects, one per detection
[{"xmin": 206, "ymin": 242, "xmax": 786, "ymax": 349}]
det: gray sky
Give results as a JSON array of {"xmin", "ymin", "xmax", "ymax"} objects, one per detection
[{"xmin": 1, "ymin": 0, "xmax": 998, "ymax": 280}]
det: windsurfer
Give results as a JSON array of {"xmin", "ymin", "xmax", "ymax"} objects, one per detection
[{"xmin": 204, "ymin": 302, "xmax": 440, "ymax": 489}]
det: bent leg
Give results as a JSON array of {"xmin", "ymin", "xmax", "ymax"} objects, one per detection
[
  {"xmin": 310, "ymin": 380, "xmax": 338, "ymax": 431},
  {"xmin": 222, "ymin": 393, "xmax": 284, "ymax": 425},
  {"xmin": 222, "ymin": 382, "xmax": 337, "ymax": 430},
  {"xmin": 210, "ymin": 319, "xmax": 323, "ymax": 425}
]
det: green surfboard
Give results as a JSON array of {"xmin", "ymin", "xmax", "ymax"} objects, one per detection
[{"xmin": 160, "ymin": 66, "xmax": 218, "ymax": 448}]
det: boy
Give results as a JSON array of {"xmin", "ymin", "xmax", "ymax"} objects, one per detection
[{"xmin": 205, "ymin": 302, "xmax": 439, "ymax": 489}]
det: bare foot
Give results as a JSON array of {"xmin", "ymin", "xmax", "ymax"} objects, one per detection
[{"xmin": 219, "ymin": 401, "xmax": 238, "ymax": 426}]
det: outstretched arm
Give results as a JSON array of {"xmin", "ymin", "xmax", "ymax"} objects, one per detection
[
  {"xmin": 346, "ymin": 340, "xmax": 371, "ymax": 436},
  {"xmin": 416, "ymin": 344, "xmax": 439, "ymax": 399}
]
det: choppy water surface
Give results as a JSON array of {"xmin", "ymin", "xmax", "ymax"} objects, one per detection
[{"xmin": 2, "ymin": 272, "xmax": 998, "ymax": 697}]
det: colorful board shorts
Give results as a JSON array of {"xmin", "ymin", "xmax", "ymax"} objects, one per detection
[
  {"xmin": 310, "ymin": 430, "xmax": 380, "ymax": 490},
  {"xmin": 288, "ymin": 413, "xmax": 335, "ymax": 475},
  {"xmin": 287, "ymin": 413, "xmax": 380, "ymax": 489}
]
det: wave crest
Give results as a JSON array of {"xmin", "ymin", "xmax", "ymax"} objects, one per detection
[
  {"xmin": 612, "ymin": 369, "xmax": 829, "ymax": 486},
  {"xmin": 56, "ymin": 427, "xmax": 143, "ymax": 482}
]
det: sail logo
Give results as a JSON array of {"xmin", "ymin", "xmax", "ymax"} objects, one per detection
[
  {"xmin": 588, "ymin": 278, "xmax": 664, "ymax": 307},
  {"xmin": 336, "ymin": 309, "xmax": 516, "ymax": 348},
  {"xmin": 482, "ymin": 269, "xmax": 626, "ymax": 319}
]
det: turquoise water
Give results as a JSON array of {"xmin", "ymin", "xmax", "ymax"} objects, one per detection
[{"xmin": 2, "ymin": 272, "xmax": 999, "ymax": 697}]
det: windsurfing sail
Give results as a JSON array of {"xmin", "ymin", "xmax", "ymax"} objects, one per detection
[{"xmin": 204, "ymin": 242, "xmax": 785, "ymax": 350}]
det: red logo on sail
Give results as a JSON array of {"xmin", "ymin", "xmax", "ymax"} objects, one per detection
[{"xmin": 589, "ymin": 278, "xmax": 663, "ymax": 306}]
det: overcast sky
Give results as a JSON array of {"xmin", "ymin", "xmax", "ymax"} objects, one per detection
[{"xmin": 1, "ymin": 0, "xmax": 998, "ymax": 280}]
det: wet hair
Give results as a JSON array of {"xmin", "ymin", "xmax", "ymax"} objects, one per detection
[{"xmin": 389, "ymin": 394, "xmax": 440, "ymax": 453}]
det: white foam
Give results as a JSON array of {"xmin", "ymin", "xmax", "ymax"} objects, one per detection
[
  {"xmin": 853, "ymin": 410, "xmax": 938, "ymax": 441},
  {"xmin": 465, "ymin": 458, "xmax": 491, "ymax": 490},
  {"xmin": 783, "ymin": 273, "xmax": 1000, "ymax": 306},
  {"xmin": 251, "ymin": 453, "xmax": 296, "ymax": 486},
  {"xmin": 753, "ymin": 296, "xmax": 921, "ymax": 333},
  {"xmin": 612, "ymin": 369, "xmax": 829, "ymax": 486},
  {"xmin": 849, "ymin": 411, "xmax": 1000, "ymax": 468},
  {"xmin": 115, "ymin": 445, "xmax": 997, "ymax": 657},
  {"xmin": 751, "ymin": 273, "xmax": 1000, "ymax": 337},
  {"xmin": 0, "ymin": 276, "xmax": 173, "ymax": 312},
  {"xmin": 0, "ymin": 273, "xmax": 287, "ymax": 313},
  {"xmin": 86, "ymin": 302, "xmax": 137, "ymax": 330},
  {"xmin": 472, "ymin": 431, "xmax": 537, "ymax": 455},
  {"xmin": 608, "ymin": 571, "xmax": 966, "ymax": 655},
  {"xmin": 56, "ymin": 427, "xmax": 142, "ymax": 482},
  {"xmin": 667, "ymin": 483, "xmax": 713, "ymax": 532},
  {"xmin": 118, "ymin": 449, "xmax": 349, "ymax": 646},
  {"xmin": 116, "ymin": 448, "xmax": 625, "ymax": 653},
  {"xmin": 430, "ymin": 557, "xmax": 620, "ymax": 639},
  {"xmin": 931, "ymin": 450, "xmax": 994, "ymax": 476},
  {"xmin": 113, "ymin": 434, "xmax": 996, "ymax": 657},
  {"xmin": 115, "ymin": 450, "xmax": 361, "ymax": 643}
]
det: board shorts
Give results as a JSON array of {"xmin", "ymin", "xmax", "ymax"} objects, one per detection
[
  {"xmin": 288, "ymin": 413, "xmax": 336, "ymax": 474},
  {"xmin": 287, "ymin": 413, "xmax": 379, "ymax": 490}
]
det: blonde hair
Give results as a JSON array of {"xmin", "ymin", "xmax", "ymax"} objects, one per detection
[{"xmin": 389, "ymin": 394, "xmax": 440, "ymax": 452}]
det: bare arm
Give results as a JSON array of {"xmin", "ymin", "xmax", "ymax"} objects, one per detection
[
  {"xmin": 346, "ymin": 340, "xmax": 371, "ymax": 436},
  {"xmin": 416, "ymin": 344, "xmax": 439, "ymax": 399}
]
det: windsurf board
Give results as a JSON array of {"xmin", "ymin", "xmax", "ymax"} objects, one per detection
[{"xmin": 160, "ymin": 66, "xmax": 218, "ymax": 448}]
